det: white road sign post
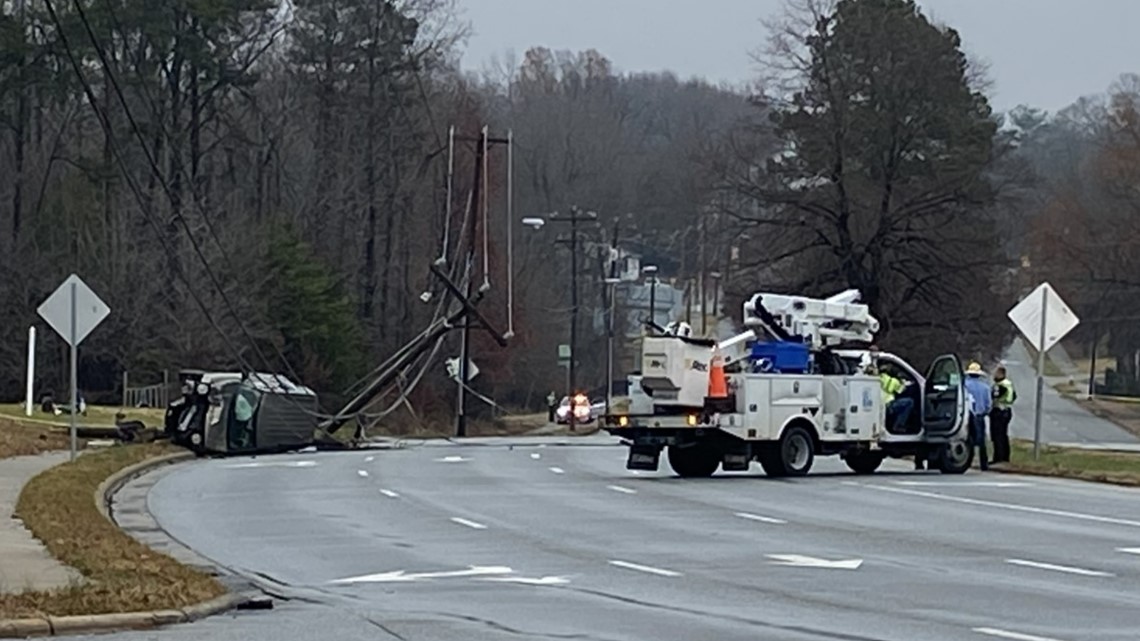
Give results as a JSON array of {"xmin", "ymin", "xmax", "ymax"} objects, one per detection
[
  {"xmin": 36, "ymin": 274, "xmax": 111, "ymax": 461},
  {"xmin": 1007, "ymin": 282, "xmax": 1080, "ymax": 461}
]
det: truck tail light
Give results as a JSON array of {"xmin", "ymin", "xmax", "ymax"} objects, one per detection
[{"xmin": 687, "ymin": 414, "xmax": 698, "ymax": 426}]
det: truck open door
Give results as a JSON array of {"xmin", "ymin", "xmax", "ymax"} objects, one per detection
[{"xmin": 921, "ymin": 354, "xmax": 967, "ymax": 437}]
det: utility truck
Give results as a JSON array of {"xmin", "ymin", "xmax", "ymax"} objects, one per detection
[{"xmin": 603, "ymin": 290, "xmax": 973, "ymax": 477}]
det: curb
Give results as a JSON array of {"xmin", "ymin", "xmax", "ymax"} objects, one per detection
[
  {"xmin": 94, "ymin": 450, "xmax": 195, "ymax": 522},
  {"xmin": 0, "ymin": 449, "xmax": 258, "ymax": 638},
  {"xmin": 988, "ymin": 464, "xmax": 1140, "ymax": 488},
  {"xmin": 0, "ymin": 593, "xmax": 253, "ymax": 638}
]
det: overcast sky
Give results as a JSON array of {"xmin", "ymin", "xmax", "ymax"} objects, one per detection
[{"xmin": 457, "ymin": 0, "xmax": 1140, "ymax": 114}]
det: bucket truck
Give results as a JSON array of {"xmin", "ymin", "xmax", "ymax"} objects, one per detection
[{"xmin": 604, "ymin": 289, "xmax": 972, "ymax": 477}]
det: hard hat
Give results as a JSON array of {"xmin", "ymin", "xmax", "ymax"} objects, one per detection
[{"xmin": 966, "ymin": 362, "xmax": 983, "ymax": 375}]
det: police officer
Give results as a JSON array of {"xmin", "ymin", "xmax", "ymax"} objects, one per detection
[{"xmin": 989, "ymin": 366, "xmax": 1016, "ymax": 464}]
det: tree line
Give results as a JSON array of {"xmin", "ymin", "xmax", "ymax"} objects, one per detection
[{"xmin": 0, "ymin": 0, "xmax": 1135, "ymax": 424}]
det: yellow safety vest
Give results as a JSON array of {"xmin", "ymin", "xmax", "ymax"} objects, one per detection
[{"xmin": 880, "ymin": 373, "xmax": 904, "ymax": 404}]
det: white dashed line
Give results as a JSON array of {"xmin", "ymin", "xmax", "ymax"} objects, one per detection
[
  {"xmin": 530, "ymin": 453, "xmax": 541, "ymax": 459},
  {"xmin": 734, "ymin": 512, "xmax": 787, "ymax": 524},
  {"xmin": 450, "ymin": 517, "xmax": 488, "ymax": 530},
  {"xmin": 608, "ymin": 560, "xmax": 682, "ymax": 577},
  {"xmin": 973, "ymin": 627, "xmax": 1068, "ymax": 641},
  {"xmin": 379, "ymin": 489, "xmax": 399, "ymax": 498},
  {"xmin": 1118, "ymin": 547, "xmax": 1140, "ymax": 556},
  {"xmin": 549, "ymin": 467, "xmax": 565, "ymax": 474},
  {"xmin": 364, "ymin": 456, "xmax": 375, "ymax": 462},
  {"xmin": 607, "ymin": 485, "xmax": 637, "ymax": 494},
  {"xmin": 357, "ymin": 470, "xmax": 369, "ymax": 478},
  {"xmin": 435, "ymin": 456, "xmax": 470, "ymax": 463},
  {"xmin": 1005, "ymin": 558, "xmax": 1113, "ymax": 577},
  {"xmin": 859, "ymin": 483, "xmax": 1140, "ymax": 528}
]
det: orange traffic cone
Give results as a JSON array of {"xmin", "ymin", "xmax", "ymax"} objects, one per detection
[{"xmin": 708, "ymin": 346, "xmax": 728, "ymax": 399}]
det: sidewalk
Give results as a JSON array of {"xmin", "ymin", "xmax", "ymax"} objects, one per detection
[{"xmin": 0, "ymin": 452, "xmax": 82, "ymax": 593}]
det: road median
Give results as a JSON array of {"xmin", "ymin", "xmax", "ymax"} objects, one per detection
[
  {"xmin": 991, "ymin": 439, "xmax": 1140, "ymax": 487},
  {"xmin": 0, "ymin": 442, "xmax": 252, "ymax": 636}
]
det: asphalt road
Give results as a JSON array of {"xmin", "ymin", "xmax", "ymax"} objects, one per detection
[
  {"xmin": 82, "ymin": 435, "xmax": 1140, "ymax": 641},
  {"xmin": 1003, "ymin": 339, "xmax": 1138, "ymax": 445}
]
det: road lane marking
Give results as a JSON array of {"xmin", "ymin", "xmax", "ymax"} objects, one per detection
[
  {"xmin": 767, "ymin": 554, "xmax": 862, "ymax": 569},
  {"xmin": 607, "ymin": 560, "xmax": 682, "ymax": 577},
  {"xmin": 530, "ymin": 453, "xmax": 541, "ymax": 459},
  {"xmin": 607, "ymin": 485, "xmax": 637, "ymax": 494},
  {"xmin": 1118, "ymin": 547, "xmax": 1140, "ymax": 555},
  {"xmin": 1005, "ymin": 558, "xmax": 1113, "ymax": 577},
  {"xmin": 224, "ymin": 460, "xmax": 317, "ymax": 468},
  {"xmin": 450, "ymin": 517, "xmax": 487, "ymax": 530},
  {"xmin": 357, "ymin": 470, "xmax": 369, "ymax": 478},
  {"xmin": 480, "ymin": 576, "xmax": 570, "ymax": 585},
  {"xmin": 364, "ymin": 456, "xmax": 375, "ymax": 462},
  {"xmin": 379, "ymin": 489, "xmax": 399, "ymax": 498},
  {"xmin": 973, "ymin": 627, "xmax": 1067, "ymax": 641},
  {"xmin": 860, "ymin": 483, "xmax": 1140, "ymax": 528},
  {"xmin": 331, "ymin": 565, "xmax": 511, "ymax": 584},
  {"xmin": 549, "ymin": 467, "xmax": 565, "ymax": 474},
  {"xmin": 435, "ymin": 456, "xmax": 470, "ymax": 463},
  {"xmin": 735, "ymin": 512, "xmax": 787, "ymax": 524},
  {"xmin": 893, "ymin": 480, "xmax": 1033, "ymax": 488}
]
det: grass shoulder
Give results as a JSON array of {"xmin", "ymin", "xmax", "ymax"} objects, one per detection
[
  {"xmin": 0, "ymin": 443, "xmax": 224, "ymax": 618},
  {"xmin": 996, "ymin": 439, "xmax": 1140, "ymax": 487}
]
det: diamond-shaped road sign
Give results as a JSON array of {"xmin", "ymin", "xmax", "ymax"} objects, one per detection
[
  {"xmin": 1007, "ymin": 282, "xmax": 1079, "ymax": 354},
  {"xmin": 37, "ymin": 274, "xmax": 110, "ymax": 347}
]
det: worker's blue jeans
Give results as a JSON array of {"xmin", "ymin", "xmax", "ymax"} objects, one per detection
[
  {"xmin": 970, "ymin": 413, "xmax": 989, "ymax": 470},
  {"xmin": 887, "ymin": 397, "xmax": 914, "ymax": 432}
]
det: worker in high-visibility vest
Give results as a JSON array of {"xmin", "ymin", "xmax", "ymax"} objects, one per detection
[{"xmin": 989, "ymin": 366, "xmax": 1016, "ymax": 464}]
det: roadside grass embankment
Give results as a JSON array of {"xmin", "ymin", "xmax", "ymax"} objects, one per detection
[
  {"xmin": 0, "ymin": 442, "xmax": 224, "ymax": 619},
  {"xmin": 995, "ymin": 439, "xmax": 1140, "ymax": 487}
]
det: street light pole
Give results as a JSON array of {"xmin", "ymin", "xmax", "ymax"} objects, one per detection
[{"xmin": 643, "ymin": 264, "xmax": 659, "ymax": 331}]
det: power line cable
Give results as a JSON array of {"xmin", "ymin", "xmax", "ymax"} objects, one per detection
[{"xmin": 81, "ymin": 0, "xmax": 310, "ymax": 395}]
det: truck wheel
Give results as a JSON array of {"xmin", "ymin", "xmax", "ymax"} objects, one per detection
[
  {"xmin": 937, "ymin": 439, "xmax": 973, "ymax": 474},
  {"xmin": 667, "ymin": 444, "xmax": 720, "ymax": 478},
  {"xmin": 845, "ymin": 451, "xmax": 884, "ymax": 475},
  {"xmin": 763, "ymin": 425, "xmax": 815, "ymax": 477}
]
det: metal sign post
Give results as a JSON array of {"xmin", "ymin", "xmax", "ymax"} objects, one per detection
[
  {"xmin": 37, "ymin": 274, "xmax": 111, "ymax": 462},
  {"xmin": 1007, "ymin": 282, "xmax": 1079, "ymax": 461}
]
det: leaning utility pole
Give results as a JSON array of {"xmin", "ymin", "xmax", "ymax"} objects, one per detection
[{"xmin": 450, "ymin": 126, "xmax": 513, "ymax": 438}]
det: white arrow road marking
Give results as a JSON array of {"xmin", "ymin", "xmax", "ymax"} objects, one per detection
[
  {"xmin": 480, "ymin": 576, "xmax": 570, "ymax": 585},
  {"xmin": 766, "ymin": 554, "xmax": 863, "ymax": 570},
  {"xmin": 357, "ymin": 470, "xmax": 369, "ymax": 477},
  {"xmin": 608, "ymin": 560, "xmax": 682, "ymax": 577},
  {"xmin": 735, "ymin": 512, "xmax": 787, "ymax": 524},
  {"xmin": 379, "ymin": 489, "xmax": 399, "ymax": 498},
  {"xmin": 893, "ymin": 481, "xmax": 1033, "ymax": 488},
  {"xmin": 1005, "ymin": 559, "xmax": 1113, "ymax": 577},
  {"xmin": 330, "ymin": 565, "xmax": 512, "ymax": 584},
  {"xmin": 859, "ymin": 483, "xmax": 1140, "ymax": 528},
  {"xmin": 973, "ymin": 627, "xmax": 1068, "ymax": 641},
  {"xmin": 548, "ymin": 467, "xmax": 565, "ymax": 474},
  {"xmin": 1117, "ymin": 547, "xmax": 1140, "ymax": 555},
  {"xmin": 450, "ymin": 517, "xmax": 488, "ymax": 530},
  {"xmin": 530, "ymin": 453, "xmax": 541, "ymax": 459},
  {"xmin": 435, "ymin": 456, "xmax": 470, "ymax": 463},
  {"xmin": 607, "ymin": 485, "xmax": 637, "ymax": 494},
  {"xmin": 225, "ymin": 460, "xmax": 317, "ymax": 469}
]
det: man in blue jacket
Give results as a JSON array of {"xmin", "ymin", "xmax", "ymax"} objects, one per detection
[{"xmin": 964, "ymin": 362, "xmax": 993, "ymax": 471}]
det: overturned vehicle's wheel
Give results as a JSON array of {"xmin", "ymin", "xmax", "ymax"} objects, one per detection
[
  {"xmin": 667, "ymin": 443, "xmax": 720, "ymax": 478},
  {"xmin": 937, "ymin": 439, "xmax": 973, "ymax": 474}
]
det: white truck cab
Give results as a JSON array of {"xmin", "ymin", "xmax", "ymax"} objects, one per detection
[{"xmin": 604, "ymin": 290, "xmax": 972, "ymax": 477}]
